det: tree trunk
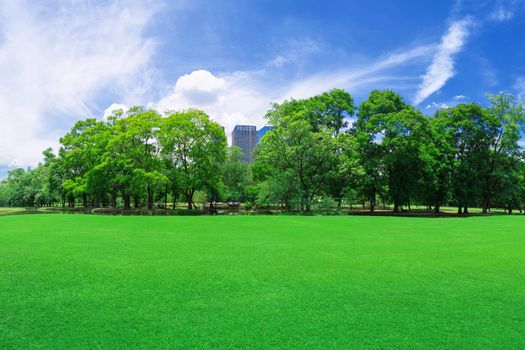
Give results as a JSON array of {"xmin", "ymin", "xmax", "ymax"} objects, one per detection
[
  {"xmin": 111, "ymin": 192, "xmax": 117, "ymax": 208},
  {"xmin": 172, "ymin": 192, "xmax": 178, "ymax": 210},
  {"xmin": 186, "ymin": 192, "xmax": 193, "ymax": 210},
  {"xmin": 434, "ymin": 205, "xmax": 440, "ymax": 214},
  {"xmin": 393, "ymin": 202, "xmax": 400, "ymax": 213},
  {"xmin": 482, "ymin": 197, "xmax": 489, "ymax": 214},
  {"xmin": 304, "ymin": 194, "xmax": 311, "ymax": 212},
  {"xmin": 147, "ymin": 185, "xmax": 153, "ymax": 210},
  {"xmin": 458, "ymin": 206, "xmax": 463, "ymax": 214},
  {"xmin": 123, "ymin": 194, "xmax": 131, "ymax": 210},
  {"xmin": 134, "ymin": 195, "xmax": 140, "ymax": 209},
  {"xmin": 463, "ymin": 206, "xmax": 469, "ymax": 214},
  {"xmin": 305, "ymin": 202, "xmax": 311, "ymax": 212}
]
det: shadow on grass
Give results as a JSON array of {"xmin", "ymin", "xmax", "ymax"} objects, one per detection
[{"xmin": 0, "ymin": 206, "xmax": 522, "ymax": 218}]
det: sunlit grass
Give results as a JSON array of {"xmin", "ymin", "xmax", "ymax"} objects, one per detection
[
  {"xmin": 0, "ymin": 207, "xmax": 26, "ymax": 215},
  {"xmin": 1, "ymin": 215, "xmax": 524, "ymax": 348}
]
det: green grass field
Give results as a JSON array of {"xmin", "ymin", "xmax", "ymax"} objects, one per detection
[{"xmin": 1, "ymin": 215, "xmax": 524, "ymax": 349}]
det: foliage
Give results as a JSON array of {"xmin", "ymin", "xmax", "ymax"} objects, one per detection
[
  {"xmin": 158, "ymin": 110, "xmax": 226, "ymax": 209},
  {"xmin": 1, "ymin": 89, "xmax": 524, "ymax": 214}
]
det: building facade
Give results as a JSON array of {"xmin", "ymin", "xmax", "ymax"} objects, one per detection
[
  {"xmin": 232, "ymin": 125, "xmax": 257, "ymax": 162},
  {"xmin": 256, "ymin": 125, "xmax": 274, "ymax": 143}
]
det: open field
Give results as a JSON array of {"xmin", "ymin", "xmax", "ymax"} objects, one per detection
[{"xmin": 1, "ymin": 215, "xmax": 524, "ymax": 348}]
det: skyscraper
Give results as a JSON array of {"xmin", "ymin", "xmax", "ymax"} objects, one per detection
[
  {"xmin": 256, "ymin": 125, "xmax": 274, "ymax": 143},
  {"xmin": 232, "ymin": 125, "xmax": 256, "ymax": 162}
]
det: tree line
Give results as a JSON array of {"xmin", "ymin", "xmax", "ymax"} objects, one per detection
[{"xmin": 1, "ymin": 90, "xmax": 524, "ymax": 214}]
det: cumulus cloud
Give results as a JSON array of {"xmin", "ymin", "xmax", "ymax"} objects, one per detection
[
  {"xmin": 174, "ymin": 70, "xmax": 227, "ymax": 104},
  {"xmin": 156, "ymin": 70, "xmax": 272, "ymax": 135},
  {"xmin": 103, "ymin": 104, "xmax": 130, "ymax": 120},
  {"xmin": 0, "ymin": 0, "xmax": 158, "ymax": 168},
  {"xmin": 414, "ymin": 19, "xmax": 472, "ymax": 105}
]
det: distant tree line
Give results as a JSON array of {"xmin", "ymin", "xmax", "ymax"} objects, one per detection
[{"xmin": 1, "ymin": 90, "xmax": 524, "ymax": 214}]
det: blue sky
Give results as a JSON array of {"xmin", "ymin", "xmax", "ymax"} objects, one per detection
[{"xmin": 0, "ymin": 0, "xmax": 524, "ymax": 178}]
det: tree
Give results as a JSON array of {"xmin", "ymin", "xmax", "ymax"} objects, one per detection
[
  {"xmin": 417, "ymin": 117, "xmax": 455, "ymax": 213},
  {"xmin": 258, "ymin": 117, "xmax": 338, "ymax": 212},
  {"xmin": 222, "ymin": 146, "xmax": 252, "ymax": 202},
  {"xmin": 255, "ymin": 169, "xmax": 300, "ymax": 210},
  {"xmin": 325, "ymin": 132, "xmax": 360, "ymax": 208},
  {"xmin": 353, "ymin": 90, "xmax": 412, "ymax": 212},
  {"xmin": 491, "ymin": 153, "xmax": 523, "ymax": 214},
  {"xmin": 435, "ymin": 104, "xmax": 494, "ymax": 214},
  {"xmin": 159, "ymin": 110, "xmax": 226, "ymax": 210},
  {"xmin": 382, "ymin": 109, "xmax": 431, "ymax": 212},
  {"xmin": 256, "ymin": 90, "xmax": 355, "ymax": 212},
  {"xmin": 480, "ymin": 93, "xmax": 525, "ymax": 213},
  {"xmin": 2, "ymin": 88, "xmax": 523, "ymax": 216},
  {"xmin": 103, "ymin": 107, "xmax": 163, "ymax": 210},
  {"xmin": 59, "ymin": 118, "xmax": 108, "ymax": 207},
  {"xmin": 307, "ymin": 89, "xmax": 355, "ymax": 134}
]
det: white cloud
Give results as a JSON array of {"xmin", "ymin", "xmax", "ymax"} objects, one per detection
[
  {"xmin": 280, "ymin": 45, "xmax": 434, "ymax": 101},
  {"xmin": 156, "ymin": 70, "xmax": 272, "ymax": 137},
  {"xmin": 0, "ymin": 0, "xmax": 158, "ymax": 168},
  {"xmin": 452, "ymin": 95, "xmax": 467, "ymax": 101},
  {"xmin": 424, "ymin": 93, "xmax": 474, "ymax": 112},
  {"xmin": 103, "ymin": 104, "xmax": 130, "ymax": 120},
  {"xmin": 414, "ymin": 19, "xmax": 472, "ymax": 105},
  {"xmin": 267, "ymin": 38, "xmax": 322, "ymax": 68},
  {"xmin": 268, "ymin": 55, "xmax": 289, "ymax": 68},
  {"xmin": 425, "ymin": 102, "xmax": 449, "ymax": 109},
  {"xmin": 515, "ymin": 77, "xmax": 525, "ymax": 100},
  {"xmin": 489, "ymin": 7, "xmax": 515, "ymax": 22},
  {"xmin": 173, "ymin": 70, "xmax": 227, "ymax": 104}
]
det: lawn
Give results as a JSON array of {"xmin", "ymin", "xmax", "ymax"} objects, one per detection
[
  {"xmin": 0, "ymin": 207, "xmax": 27, "ymax": 216},
  {"xmin": 1, "ymin": 215, "xmax": 524, "ymax": 349}
]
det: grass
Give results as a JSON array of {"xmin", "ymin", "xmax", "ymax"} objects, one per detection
[
  {"xmin": 0, "ymin": 207, "xmax": 27, "ymax": 215},
  {"xmin": 1, "ymin": 215, "xmax": 524, "ymax": 349}
]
